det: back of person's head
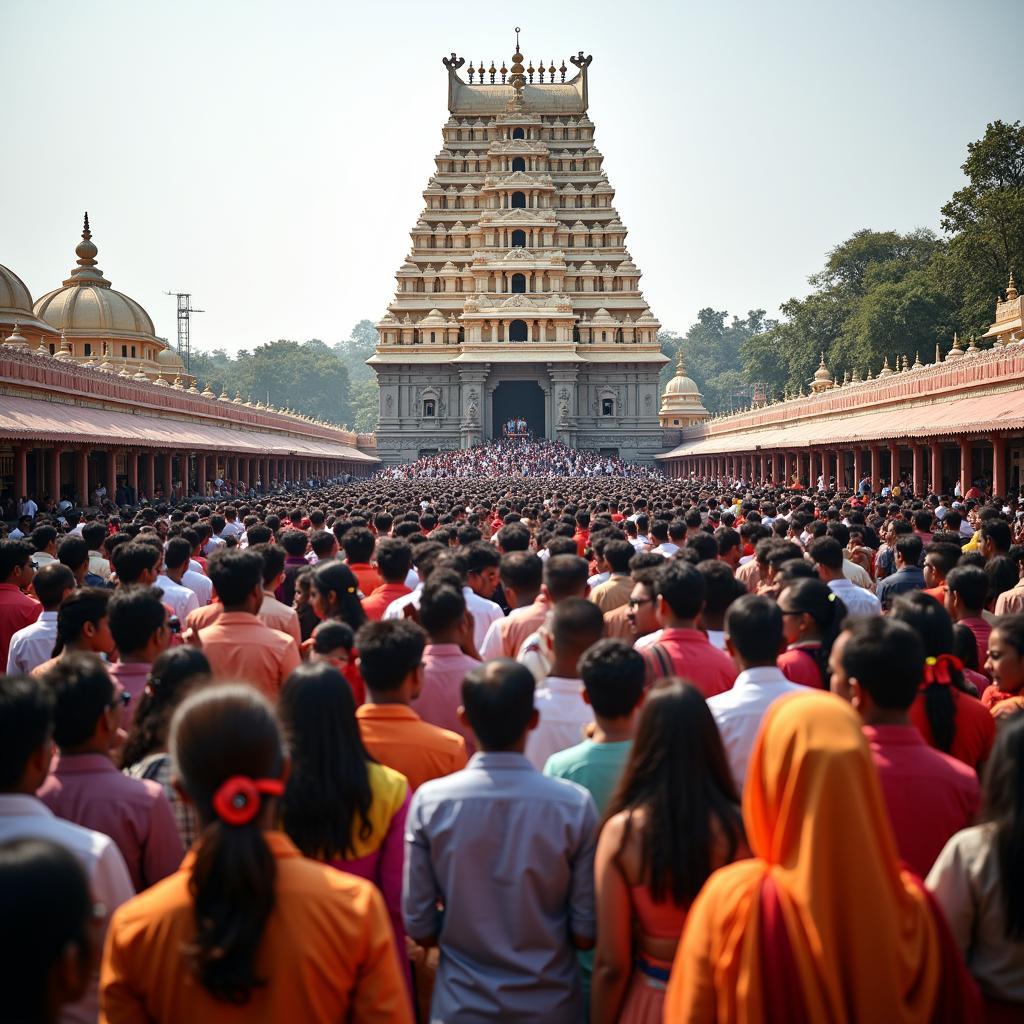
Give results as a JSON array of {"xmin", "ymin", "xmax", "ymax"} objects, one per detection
[
  {"xmin": 54, "ymin": 587, "xmax": 111, "ymax": 654},
  {"xmin": 164, "ymin": 536, "xmax": 192, "ymax": 572},
  {"xmin": 311, "ymin": 619, "xmax": 354, "ymax": 655},
  {"xmin": 311, "ymin": 560, "xmax": 366, "ymax": 629},
  {"xmin": 245, "ymin": 525, "xmax": 273, "ymax": 547},
  {"xmin": 894, "ymin": 533, "xmax": 923, "ymax": 567},
  {"xmin": 656, "ymin": 560, "xmax": 705, "ymax": 619},
  {"xmin": 697, "ymin": 560, "xmax": 745, "ymax": 620},
  {"xmin": 45, "ymin": 652, "xmax": 114, "ymax": 748},
  {"xmin": 56, "ymin": 536, "xmax": 89, "ymax": 575},
  {"xmin": 373, "ymin": 537, "xmax": 412, "ymax": 583},
  {"xmin": 779, "ymin": 577, "xmax": 847, "ymax": 684},
  {"xmin": 279, "ymin": 529, "xmax": 308, "ymax": 557},
  {"xmin": 418, "ymin": 580, "xmax": 466, "ymax": 636},
  {"xmin": 0, "ymin": 539, "xmax": 34, "ymax": 582},
  {"xmin": 108, "ymin": 586, "xmax": 166, "ymax": 658},
  {"xmin": 30, "ymin": 525, "xmax": 57, "ymax": 553},
  {"xmin": 33, "ymin": 563, "xmax": 76, "ymax": 610},
  {"xmin": 981, "ymin": 711, "xmax": 1024, "ymax": 940},
  {"xmin": 495, "ymin": 522, "xmax": 530, "ymax": 552},
  {"xmin": 170, "ymin": 684, "xmax": 285, "ymax": 1003},
  {"xmin": 543, "ymin": 554, "xmax": 589, "ymax": 601},
  {"xmin": 111, "ymin": 542, "xmax": 160, "ymax": 585},
  {"xmin": 946, "ymin": 563, "xmax": 988, "ymax": 612},
  {"xmin": 341, "ymin": 526, "xmax": 375, "ymax": 563},
  {"xmin": 578, "ymin": 639, "xmax": 644, "ymax": 719},
  {"xmin": 120, "ymin": 647, "xmax": 212, "ymax": 770},
  {"xmin": 0, "ymin": 837, "xmax": 92, "ymax": 1022},
  {"xmin": 685, "ymin": 532, "xmax": 719, "ymax": 564},
  {"xmin": 81, "ymin": 522, "xmax": 107, "ymax": 551},
  {"xmin": 551, "ymin": 597, "xmax": 605, "ymax": 664},
  {"xmin": 207, "ymin": 548, "xmax": 263, "ymax": 608},
  {"xmin": 354, "ymin": 619, "xmax": 426, "ymax": 693},
  {"xmin": 981, "ymin": 518, "xmax": 1012, "ymax": 554},
  {"xmin": 987, "ymin": 555, "xmax": 1019, "ymax": 608},
  {"xmin": 808, "ymin": 536, "xmax": 845, "ymax": 573},
  {"xmin": 461, "ymin": 659, "xmax": 536, "ymax": 751},
  {"xmin": 840, "ymin": 617, "xmax": 924, "ymax": 710},
  {"xmin": 253, "ymin": 542, "xmax": 285, "ymax": 588},
  {"xmin": 499, "ymin": 550, "xmax": 543, "ymax": 597},
  {"xmin": 0, "ymin": 675, "xmax": 54, "ymax": 791},
  {"xmin": 605, "ymin": 679, "xmax": 743, "ymax": 905},
  {"xmin": 725, "ymin": 593, "xmax": 784, "ymax": 665}
]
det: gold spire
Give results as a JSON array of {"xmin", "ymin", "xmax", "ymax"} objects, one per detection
[
  {"xmin": 676, "ymin": 348, "xmax": 686, "ymax": 375},
  {"xmin": 510, "ymin": 27, "xmax": 525, "ymax": 92},
  {"xmin": 1008, "ymin": 270, "xmax": 1019, "ymax": 301},
  {"xmin": 935, "ymin": 342, "xmax": 942, "ymax": 363}
]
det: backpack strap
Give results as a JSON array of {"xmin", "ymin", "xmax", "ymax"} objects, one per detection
[{"xmin": 641, "ymin": 642, "xmax": 675, "ymax": 686}]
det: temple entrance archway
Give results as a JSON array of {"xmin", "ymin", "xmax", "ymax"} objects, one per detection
[{"xmin": 491, "ymin": 380, "xmax": 545, "ymax": 440}]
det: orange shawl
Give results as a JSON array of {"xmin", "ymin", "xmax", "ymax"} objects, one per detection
[{"xmin": 664, "ymin": 690, "xmax": 976, "ymax": 1023}]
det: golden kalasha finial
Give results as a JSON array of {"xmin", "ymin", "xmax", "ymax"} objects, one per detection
[
  {"xmin": 488, "ymin": 60, "xmax": 496, "ymax": 83},
  {"xmin": 1008, "ymin": 270, "xmax": 1019, "ymax": 301}
]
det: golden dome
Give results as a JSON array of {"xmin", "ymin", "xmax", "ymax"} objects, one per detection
[
  {"xmin": 663, "ymin": 350, "xmax": 702, "ymax": 398},
  {"xmin": 0, "ymin": 262, "xmax": 57, "ymax": 337},
  {"xmin": 33, "ymin": 214, "xmax": 161, "ymax": 343},
  {"xmin": 157, "ymin": 347, "xmax": 185, "ymax": 367},
  {"xmin": 660, "ymin": 349, "xmax": 710, "ymax": 426}
]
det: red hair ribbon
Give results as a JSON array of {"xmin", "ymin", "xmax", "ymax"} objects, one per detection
[
  {"xmin": 921, "ymin": 653, "xmax": 964, "ymax": 688},
  {"xmin": 212, "ymin": 775, "xmax": 284, "ymax": 827}
]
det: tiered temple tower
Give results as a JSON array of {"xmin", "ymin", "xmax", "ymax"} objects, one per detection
[{"xmin": 370, "ymin": 35, "xmax": 668, "ymax": 463}]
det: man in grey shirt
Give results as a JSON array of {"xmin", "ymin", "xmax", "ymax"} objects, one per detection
[{"xmin": 404, "ymin": 658, "xmax": 598, "ymax": 1023}]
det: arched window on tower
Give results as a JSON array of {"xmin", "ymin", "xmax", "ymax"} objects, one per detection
[
  {"xmin": 512, "ymin": 127, "xmax": 525, "ymax": 140},
  {"xmin": 509, "ymin": 319, "xmax": 528, "ymax": 342},
  {"xmin": 84, "ymin": 343, "xmax": 92, "ymax": 357},
  {"xmin": 511, "ymin": 191, "xmax": 526, "ymax": 209},
  {"xmin": 511, "ymin": 273, "xmax": 527, "ymax": 294},
  {"xmin": 512, "ymin": 157, "xmax": 526, "ymax": 172},
  {"xmin": 423, "ymin": 398, "xmax": 436, "ymax": 418},
  {"xmin": 511, "ymin": 229, "xmax": 526, "ymax": 247}
]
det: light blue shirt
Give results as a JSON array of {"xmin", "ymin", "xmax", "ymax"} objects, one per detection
[{"xmin": 404, "ymin": 751, "xmax": 597, "ymax": 1023}]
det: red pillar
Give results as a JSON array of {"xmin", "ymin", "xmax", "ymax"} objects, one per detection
[
  {"xmin": 13, "ymin": 445, "xmax": 27, "ymax": 501},
  {"xmin": 992, "ymin": 436, "xmax": 1007, "ymax": 498},
  {"xmin": 162, "ymin": 452, "xmax": 173, "ymax": 500},
  {"xmin": 853, "ymin": 448, "xmax": 862, "ymax": 492},
  {"xmin": 869, "ymin": 446, "xmax": 880, "ymax": 495},
  {"xmin": 912, "ymin": 445, "xmax": 924, "ymax": 498},
  {"xmin": 77, "ymin": 449, "xmax": 90, "ymax": 505},
  {"xmin": 930, "ymin": 443, "xmax": 943, "ymax": 496},
  {"xmin": 127, "ymin": 451, "xmax": 138, "ymax": 502},
  {"xmin": 48, "ymin": 448, "xmax": 63, "ymax": 505},
  {"xmin": 104, "ymin": 449, "xmax": 117, "ymax": 497},
  {"xmin": 888, "ymin": 443, "xmax": 900, "ymax": 489},
  {"xmin": 959, "ymin": 440, "xmax": 973, "ymax": 496}
]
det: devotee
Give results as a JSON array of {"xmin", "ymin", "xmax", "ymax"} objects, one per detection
[
  {"xmin": 0, "ymin": 539, "xmax": 41, "ymax": 667},
  {"xmin": 524, "ymin": 597, "xmax": 605, "ymax": 770},
  {"xmin": 403, "ymin": 659, "xmax": 597, "ymax": 1024},
  {"xmin": 890, "ymin": 592, "xmax": 995, "ymax": 770},
  {"xmin": 829, "ymin": 617, "xmax": 980, "ymax": 877},
  {"xmin": 193, "ymin": 549, "xmax": 300, "ymax": 700},
  {"xmin": 354, "ymin": 619, "xmax": 468, "ymax": 791},
  {"xmin": 32, "ymin": 587, "xmax": 115, "ymax": 677},
  {"xmin": 153, "ymin": 537, "xmax": 200, "ymax": 623},
  {"xmin": 946, "ymin": 564, "xmax": 994, "ymax": 673},
  {"xmin": 518, "ymin": 554, "xmax": 590, "ymax": 682},
  {"xmin": 31, "ymin": 525, "xmax": 60, "ymax": 569},
  {"xmin": 275, "ymin": 529, "xmax": 310, "ymax": 607},
  {"xmin": 250, "ymin": 542, "xmax": 302, "ymax": 642},
  {"xmin": 120, "ymin": 647, "xmax": 212, "ymax": 850},
  {"xmin": 642, "ymin": 560, "xmax": 735, "ymax": 695},
  {"xmin": 593, "ymin": 679, "xmax": 747, "ymax": 1024},
  {"xmin": 808, "ymin": 535, "xmax": 881, "ymax": 616},
  {"xmin": 776, "ymin": 577, "xmax": 848, "ymax": 689},
  {"xmin": 589, "ymin": 539, "xmax": 635, "ymax": 612},
  {"xmin": 981, "ymin": 615, "xmax": 1024, "ymax": 712},
  {"xmin": 928, "ymin": 711, "xmax": 1024, "ymax": 1015},
  {"xmin": 6, "ymin": 564, "xmax": 74, "ymax": 675},
  {"xmin": 876, "ymin": 533, "xmax": 926, "ymax": 609},
  {"xmin": 100, "ymin": 684, "xmax": 411, "ymax": 1023},
  {"xmin": 341, "ymin": 526, "xmax": 383, "ymax": 595},
  {"xmin": 0, "ymin": 675, "xmax": 133, "ymax": 1024},
  {"xmin": 37, "ymin": 653, "xmax": 183, "ymax": 891},
  {"xmin": 107, "ymin": 587, "xmax": 173, "ymax": 724},
  {"xmin": 361, "ymin": 538, "xmax": 413, "ymax": 621},
  {"xmin": 479, "ymin": 550, "xmax": 546, "ymax": 659},
  {"xmin": 82, "ymin": 522, "xmax": 112, "ymax": 583},
  {"xmin": 663, "ymin": 690, "xmax": 981, "ymax": 1022},
  {"xmin": 708, "ymin": 595, "xmax": 804, "ymax": 791},
  {"xmin": 922, "ymin": 540, "xmax": 964, "ymax": 604},
  {"xmin": 543, "ymin": 638, "xmax": 644, "ymax": 814}
]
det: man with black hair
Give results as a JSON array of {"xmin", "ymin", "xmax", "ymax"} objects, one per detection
[
  {"xmin": 107, "ymin": 587, "xmax": 171, "ymax": 722},
  {"xmin": 518, "ymin": 554, "xmax": 590, "ymax": 682},
  {"xmin": 0, "ymin": 539, "xmax": 41, "ymax": 667},
  {"xmin": 920, "ymin": 541, "xmax": 963, "ymax": 605},
  {"xmin": 154, "ymin": 538, "xmax": 200, "ymax": 622},
  {"xmin": 875, "ymin": 534, "xmax": 925, "ymax": 610},
  {"xmin": 480, "ymin": 551, "xmax": 545, "ymax": 660},
  {"xmin": 82, "ymin": 522, "xmax": 112, "ymax": 583},
  {"xmin": 464, "ymin": 541, "xmax": 501, "ymax": 601},
  {"xmin": 37, "ymin": 653, "xmax": 183, "ymax": 891},
  {"xmin": 589, "ymin": 540, "xmax": 634, "ymax": 613},
  {"xmin": 404, "ymin": 658, "xmax": 597, "ymax": 1023},
  {"xmin": 978, "ymin": 518, "xmax": 1012, "ymax": 563},
  {"xmin": 274, "ymin": 529, "xmax": 310, "ymax": 609},
  {"xmin": 340, "ymin": 526, "xmax": 382, "ymax": 596},
  {"xmin": 6, "ymin": 564, "xmax": 75, "ymax": 675},
  {"xmin": 308, "ymin": 529, "xmax": 339, "ymax": 565},
  {"xmin": 945, "ymin": 564, "xmax": 993, "ymax": 672},
  {"xmin": 110, "ymin": 543, "xmax": 160, "ymax": 587},
  {"xmin": 525, "ymin": 598, "xmax": 605, "ymax": 771},
  {"xmin": 543, "ymin": 638, "xmax": 644, "ymax": 814},
  {"xmin": 642, "ymin": 560, "xmax": 736, "ymax": 695},
  {"xmin": 30, "ymin": 525, "xmax": 59, "ymax": 569},
  {"xmin": 195, "ymin": 548, "xmax": 300, "ymax": 699},
  {"xmin": 808, "ymin": 536, "xmax": 881, "ymax": 617},
  {"xmin": 361, "ymin": 538, "xmax": 413, "ymax": 622},
  {"xmin": 355, "ymin": 619, "xmax": 467, "ymax": 792},
  {"xmin": 0, "ymin": 674, "xmax": 134, "ymax": 1024},
  {"xmin": 830, "ymin": 617, "xmax": 979, "ymax": 877},
  {"xmin": 32, "ymin": 588, "xmax": 115, "ymax": 678},
  {"xmin": 708, "ymin": 595, "xmax": 803, "ymax": 790}
]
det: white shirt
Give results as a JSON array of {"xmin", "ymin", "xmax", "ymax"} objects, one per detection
[
  {"xmin": 524, "ymin": 675, "xmax": 593, "ymax": 770},
  {"xmin": 180, "ymin": 568, "xmax": 213, "ymax": 606},
  {"xmin": 0, "ymin": 794, "xmax": 134, "ymax": 1024},
  {"xmin": 842, "ymin": 558, "xmax": 874, "ymax": 591},
  {"xmin": 707, "ymin": 666, "xmax": 804, "ymax": 791},
  {"xmin": 706, "ymin": 628, "xmax": 727, "ymax": 651},
  {"xmin": 20, "ymin": 499, "xmax": 37, "ymax": 518},
  {"xmin": 651, "ymin": 542, "xmax": 679, "ymax": 558},
  {"xmin": 384, "ymin": 585, "xmax": 500, "ymax": 651},
  {"xmin": 588, "ymin": 571, "xmax": 610, "ymax": 588},
  {"xmin": 827, "ymin": 577, "xmax": 882, "ymax": 617},
  {"xmin": 155, "ymin": 575, "xmax": 200, "ymax": 621},
  {"xmin": 634, "ymin": 629, "xmax": 663, "ymax": 650},
  {"xmin": 6, "ymin": 610, "xmax": 58, "ymax": 675},
  {"xmin": 220, "ymin": 520, "xmax": 244, "ymax": 540}
]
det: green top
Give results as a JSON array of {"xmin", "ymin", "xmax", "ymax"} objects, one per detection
[{"xmin": 543, "ymin": 739, "xmax": 632, "ymax": 816}]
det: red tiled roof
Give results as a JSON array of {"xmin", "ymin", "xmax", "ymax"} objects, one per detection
[
  {"xmin": 658, "ymin": 389, "xmax": 1024, "ymax": 459},
  {"xmin": 0, "ymin": 394, "xmax": 376, "ymax": 461}
]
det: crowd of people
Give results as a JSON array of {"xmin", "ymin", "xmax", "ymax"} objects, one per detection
[
  {"xmin": 378, "ymin": 438, "xmax": 662, "ymax": 480},
  {"xmin": 2, "ymin": 453, "xmax": 1024, "ymax": 1022}
]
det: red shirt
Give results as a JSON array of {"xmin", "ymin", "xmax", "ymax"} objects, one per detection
[
  {"xmin": 909, "ymin": 688, "xmax": 995, "ymax": 770},
  {"xmin": 361, "ymin": 582, "xmax": 412, "ymax": 622},
  {"xmin": 777, "ymin": 644, "xmax": 824, "ymax": 688},
  {"xmin": 641, "ymin": 628, "xmax": 736, "ymax": 697},
  {"xmin": 0, "ymin": 583, "xmax": 41, "ymax": 668},
  {"xmin": 573, "ymin": 529, "xmax": 590, "ymax": 557},
  {"xmin": 347, "ymin": 563, "xmax": 384, "ymax": 598},
  {"xmin": 863, "ymin": 723, "xmax": 980, "ymax": 878},
  {"xmin": 959, "ymin": 617, "xmax": 992, "ymax": 678}
]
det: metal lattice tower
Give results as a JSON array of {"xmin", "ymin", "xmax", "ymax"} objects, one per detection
[{"xmin": 164, "ymin": 292, "xmax": 204, "ymax": 371}]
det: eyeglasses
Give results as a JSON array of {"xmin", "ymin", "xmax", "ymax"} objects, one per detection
[{"xmin": 628, "ymin": 597, "xmax": 654, "ymax": 608}]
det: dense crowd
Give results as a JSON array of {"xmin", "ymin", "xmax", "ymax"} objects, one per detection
[
  {"xmin": 377, "ymin": 438, "xmax": 662, "ymax": 480},
  {"xmin": 2, "ymin": 455, "xmax": 1024, "ymax": 1023}
]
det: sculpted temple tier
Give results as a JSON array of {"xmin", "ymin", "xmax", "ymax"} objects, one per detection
[{"xmin": 369, "ymin": 38, "xmax": 669, "ymax": 464}]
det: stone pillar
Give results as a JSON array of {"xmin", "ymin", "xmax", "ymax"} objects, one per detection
[
  {"xmin": 140, "ymin": 452, "xmax": 154, "ymax": 500},
  {"xmin": 930, "ymin": 443, "xmax": 943, "ymax": 496},
  {"xmin": 992, "ymin": 436, "xmax": 1008, "ymax": 498},
  {"xmin": 548, "ymin": 364, "xmax": 579, "ymax": 447},
  {"xmin": 104, "ymin": 450, "xmax": 117, "ymax": 497},
  {"xmin": 196, "ymin": 454, "xmax": 207, "ymax": 497},
  {"xmin": 888, "ymin": 444, "xmax": 900, "ymax": 489},
  {"xmin": 853, "ymin": 448, "xmax": 863, "ymax": 491},
  {"xmin": 959, "ymin": 440, "xmax": 973, "ymax": 496},
  {"xmin": 49, "ymin": 448, "xmax": 63, "ymax": 505},
  {"xmin": 758, "ymin": 453, "xmax": 766, "ymax": 484},
  {"xmin": 162, "ymin": 453, "xmax": 173, "ymax": 500},
  {"xmin": 13, "ymin": 446, "xmax": 27, "ymax": 501},
  {"xmin": 127, "ymin": 451, "xmax": 139, "ymax": 501},
  {"xmin": 869, "ymin": 446, "xmax": 880, "ymax": 495},
  {"xmin": 834, "ymin": 450, "xmax": 843, "ymax": 490},
  {"xmin": 458, "ymin": 366, "xmax": 488, "ymax": 448},
  {"xmin": 912, "ymin": 445, "xmax": 925, "ymax": 498},
  {"xmin": 77, "ymin": 449, "xmax": 90, "ymax": 505}
]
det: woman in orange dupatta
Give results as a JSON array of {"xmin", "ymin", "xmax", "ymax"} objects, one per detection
[{"xmin": 664, "ymin": 689, "xmax": 981, "ymax": 1023}]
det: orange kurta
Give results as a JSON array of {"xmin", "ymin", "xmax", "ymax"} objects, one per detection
[{"xmin": 100, "ymin": 832, "xmax": 412, "ymax": 1024}]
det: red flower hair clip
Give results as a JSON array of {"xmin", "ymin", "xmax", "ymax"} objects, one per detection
[
  {"xmin": 920, "ymin": 653, "xmax": 964, "ymax": 689},
  {"xmin": 212, "ymin": 775, "xmax": 285, "ymax": 827}
]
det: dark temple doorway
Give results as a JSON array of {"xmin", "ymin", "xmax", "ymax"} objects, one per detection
[{"xmin": 491, "ymin": 380, "xmax": 545, "ymax": 440}]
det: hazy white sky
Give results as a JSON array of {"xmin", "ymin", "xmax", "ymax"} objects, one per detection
[{"xmin": 3, "ymin": 0, "xmax": 1020, "ymax": 356}]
